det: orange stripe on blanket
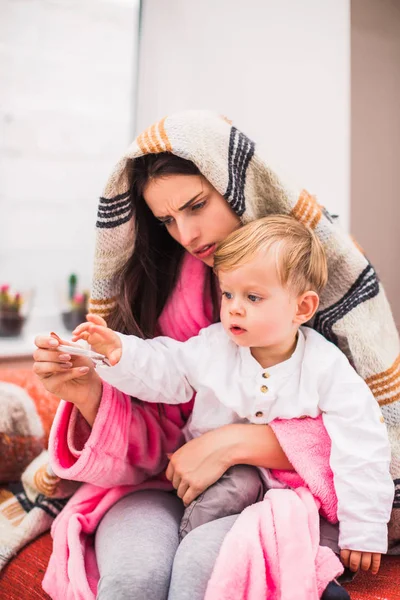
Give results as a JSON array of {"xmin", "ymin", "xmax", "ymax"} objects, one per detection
[
  {"xmin": 291, "ymin": 190, "xmax": 322, "ymax": 229},
  {"xmin": 365, "ymin": 356, "xmax": 400, "ymax": 405},
  {"xmin": 366, "ymin": 356, "xmax": 400, "ymax": 385},
  {"xmin": 136, "ymin": 129, "xmax": 151, "ymax": 154},
  {"xmin": 158, "ymin": 116, "xmax": 172, "ymax": 152},
  {"xmin": 379, "ymin": 391, "xmax": 400, "ymax": 407},
  {"xmin": 146, "ymin": 123, "xmax": 161, "ymax": 153},
  {"xmin": 368, "ymin": 370, "xmax": 400, "ymax": 395},
  {"xmin": 89, "ymin": 307, "xmax": 114, "ymax": 316},
  {"xmin": 89, "ymin": 296, "xmax": 118, "ymax": 306},
  {"xmin": 136, "ymin": 117, "xmax": 172, "ymax": 154}
]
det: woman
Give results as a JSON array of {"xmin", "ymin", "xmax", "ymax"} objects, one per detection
[{"xmin": 33, "ymin": 111, "xmax": 398, "ymax": 600}]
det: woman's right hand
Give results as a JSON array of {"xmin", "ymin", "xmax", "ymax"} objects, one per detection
[{"xmin": 33, "ymin": 334, "xmax": 103, "ymax": 413}]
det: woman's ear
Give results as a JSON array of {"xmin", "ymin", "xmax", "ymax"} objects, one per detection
[{"xmin": 293, "ymin": 291, "xmax": 320, "ymax": 325}]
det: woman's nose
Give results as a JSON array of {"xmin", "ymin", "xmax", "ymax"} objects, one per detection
[{"xmin": 177, "ymin": 221, "xmax": 200, "ymax": 249}]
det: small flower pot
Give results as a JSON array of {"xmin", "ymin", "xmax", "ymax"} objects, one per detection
[
  {"xmin": 0, "ymin": 312, "xmax": 25, "ymax": 337},
  {"xmin": 61, "ymin": 310, "xmax": 87, "ymax": 332}
]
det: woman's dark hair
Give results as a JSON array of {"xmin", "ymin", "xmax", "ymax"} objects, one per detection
[{"xmin": 107, "ymin": 152, "xmax": 219, "ymax": 338}]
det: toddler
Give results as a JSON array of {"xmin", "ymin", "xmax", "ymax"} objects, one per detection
[{"xmin": 72, "ymin": 215, "xmax": 393, "ymax": 593}]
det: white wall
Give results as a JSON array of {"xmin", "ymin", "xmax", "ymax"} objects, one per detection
[
  {"xmin": 136, "ymin": 0, "xmax": 350, "ymax": 226},
  {"xmin": 351, "ymin": 0, "xmax": 400, "ymax": 329},
  {"xmin": 0, "ymin": 0, "xmax": 138, "ymax": 333}
]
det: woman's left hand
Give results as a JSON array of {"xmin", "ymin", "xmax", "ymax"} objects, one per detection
[
  {"xmin": 166, "ymin": 427, "xmax": 233, "ymax": 506},
  {"xmin": 166, "ymin": 422, "xmax": 293, "ymax": 506}
]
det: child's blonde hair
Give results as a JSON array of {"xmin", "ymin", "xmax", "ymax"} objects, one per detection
[{"xmin": 214, "ymin": 215, "xmax": 328, "ymax": 295}]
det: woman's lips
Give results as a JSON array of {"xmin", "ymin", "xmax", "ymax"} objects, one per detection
[
  {"xmin": 193, "ymin": 243, "xmax": 216, "ymax": 259},
  {"xmin": 230, "ymin": 326, "xmax": 247, "ymax": 336}
]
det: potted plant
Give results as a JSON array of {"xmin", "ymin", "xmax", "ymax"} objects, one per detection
[
  {"xmin": 61, "ymin": 274, "xmax": 89, "ymax": 331},
  {"xmin": 0, "ymin": 284, "xmax": 25, "ymax": 337}
]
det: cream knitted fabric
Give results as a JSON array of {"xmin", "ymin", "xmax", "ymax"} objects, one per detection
[{"xmin": 90, "ymin": 110, "xmax": 400, "ymax": 550}]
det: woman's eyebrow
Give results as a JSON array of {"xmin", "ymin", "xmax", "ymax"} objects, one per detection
[
  {"xmin": 178, "ymin": 192, "xmax": 203, "ymax": 211},
  {"xmin": 156, "ymin": 192, "xmax": 204, "ymax": 220}
]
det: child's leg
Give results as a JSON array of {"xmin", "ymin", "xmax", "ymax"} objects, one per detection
[{"xmin": 179, "ymin": 464, "xmax": 264, "ymax": 540}]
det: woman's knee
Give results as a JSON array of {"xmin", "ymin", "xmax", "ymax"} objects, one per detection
[{"xmin": 96, "ymin": 490, "xmax": 183, "ymax": 600}]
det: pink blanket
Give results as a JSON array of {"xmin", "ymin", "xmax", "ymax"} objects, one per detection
[
  {"xmin": 42, "ymin": 253, "xmax": 342, "ymax": 599},
  {"xmin": 205, "ymin": 487, "xmax": 343, "ymax": 600}
]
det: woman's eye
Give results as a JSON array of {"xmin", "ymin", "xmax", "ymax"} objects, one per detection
[
  {"xmin": 222, "ymin": 291, "xmax": 233, "ymax": 300},
  {"xmin": 248, "ymin": 294, "xmax": 262, "ymax": 302},
  {"xmin": 159, "ymin": 217, "xmax": 174, "ymax": 227},
  {"xmin": 191, "ymin": 201, "xmax": 206, "ymax": 212}
]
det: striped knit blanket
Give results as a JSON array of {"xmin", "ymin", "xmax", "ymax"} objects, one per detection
[{"xmin": 91, "ymin": 110, "xmax": 400, "ymax": 550}]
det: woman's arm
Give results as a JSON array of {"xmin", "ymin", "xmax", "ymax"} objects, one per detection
[
  {"xmin": 166, "ymin": 423, "xmax": 293, "ymax": 505},
  {"xmin": 33, "ymin": 334, "xmax": 188, "ymax": 487}
]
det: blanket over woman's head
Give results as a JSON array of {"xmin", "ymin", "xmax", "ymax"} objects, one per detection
[{"xmin": 90, "ymin": 109, "xmax": 400, "ymax": 548}]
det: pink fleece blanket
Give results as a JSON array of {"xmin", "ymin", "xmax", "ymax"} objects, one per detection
[
  {"xmin": 43, "ymin": 253, "xmax": 342, "ymax": 599},
  {"xmin": 205, "ymin": 486, "xmax": 343, "ymax": 600}
]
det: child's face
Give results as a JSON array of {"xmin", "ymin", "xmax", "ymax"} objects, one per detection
[{"xmin": 218, "ymin": 252, "xmax": 300, "ymax": 349}]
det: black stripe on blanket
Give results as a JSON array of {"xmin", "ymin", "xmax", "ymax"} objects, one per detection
[
  {"xmin": 394, "ymin": 479, "xmax": 400, "ymax": 509},
  {"xmin": 96, "ymin": 191, "xmax": 133, "ymax": 228},
  {"xmin": 15, "ymin": 490, "xmax": 69, "ymax": 518},
  {"xmin": 314, "ymin": 264, "xmax": 380, "ymax": 345},
  {"xmin": 99, "ymin": 191, "xmax": 130, "ymax": 203},
  {"xmin": 224, "ymin": 127, "xmax": 255, "ymax": 216},
  {"xmin": 98, "ymin": 197, "xmax": 131, "ymax": 213}
]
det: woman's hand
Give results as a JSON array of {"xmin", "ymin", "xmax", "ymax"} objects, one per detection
[
  {"xmin": 166, "ymin": 428, "xmax": 232, "ymax": 506},
  {"xmin": 33, "ymin": 334, "xmax": 103, "ymax": 426},
  {"xmin": 166, "ymin": 423, "xmax": 293, "ymax": 506}
]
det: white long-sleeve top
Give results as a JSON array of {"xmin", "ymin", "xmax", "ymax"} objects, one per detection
[{"xmin": 96, "ymin": 323, "xmax": 394, "ymax": 553}]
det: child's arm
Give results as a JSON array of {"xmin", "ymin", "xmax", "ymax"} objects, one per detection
[
  {"xmin": 73, "ymin": 314, "xmax": 199, "ymax": 405},
  {"xmin": 72, "ymin": 314, "xmax": 122, "ymax": 365},
  {"xmin": 318, "ymin": 350, "xmax": 394, "ymax": 567}
]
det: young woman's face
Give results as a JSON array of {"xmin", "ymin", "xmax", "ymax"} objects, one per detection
[{"xmin": 143, "ymin": 174, "xmax": 241, "ymax": 266}]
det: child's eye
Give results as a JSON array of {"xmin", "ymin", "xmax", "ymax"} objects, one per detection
[
  {"xmin": 222, "ymin": 291, "xmax": 233, "ymax": 300},
  {"xmin": 191, "ymin": 201, "xmax": 206, "ymax": 212},
  {"xmin": 248, "ymin": 294, "xmax": 262, "ymax": 302}
]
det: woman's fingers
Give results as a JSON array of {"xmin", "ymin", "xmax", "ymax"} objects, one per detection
[
  {"xmin": 182, "ymin": 486, "xmax": 200, "ymax": 507},
  {"xmin": 45, "ymin": 365, "xmax": 90, "ymax": 381},
  {"xmin": 33, "ymin": 361, "xmax": 74, "ymax": 376},
  {"xmin": 33, "ymin": 349, "xmax": 70, "ymax": 363},
  {"xmin": 34, "ymin": 335, "xmax": 60, "ymax": 350},
  {"xmin": 172, "ymin": 471, "xmax": 182, "ymax": 491},
  {"xmin": 165, "ymin": 460, "xmax": 174, "ymax": 482},
  {"xmin": 176, "ymin": 480, "xmax": 190, "ymax": 501}
]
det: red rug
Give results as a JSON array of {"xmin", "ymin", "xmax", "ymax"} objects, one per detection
[
  {"xmin": 344, "ymin": 555, "xmax": 400, "ymax": 599},
  {"xmin": 0, "ymin": 533, "xmax": 398, "ymax": 599}
]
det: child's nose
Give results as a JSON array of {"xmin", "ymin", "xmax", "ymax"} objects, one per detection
[{"xmin": 230, "ymin": 301, "xmax": 245, "ymax": 316}]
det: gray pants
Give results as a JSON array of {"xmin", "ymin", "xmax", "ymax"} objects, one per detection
[
  {"xmin": 95, "ymin": 489, "xmax": 233, "ymax": 600},
  {"xmin": 180, "ymin": 464, "xmax": 264, "ymax": 539},
  {"xmin": 95, "ymin": 479, "xmax": 340, "ymax": 600}
]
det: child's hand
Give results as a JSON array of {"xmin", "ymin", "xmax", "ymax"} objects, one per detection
[
  {"xmin": 72, "ymin": 314, "xmax": 122, "ymax": 366},
  {"xmin": 340, "ymin": 549, "xmax": 381, "ymax": 574}
]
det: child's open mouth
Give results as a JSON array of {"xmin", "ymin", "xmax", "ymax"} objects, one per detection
[{"xmin": 230, "ymin": 326, "xmax": 246, "ymax": 336}]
